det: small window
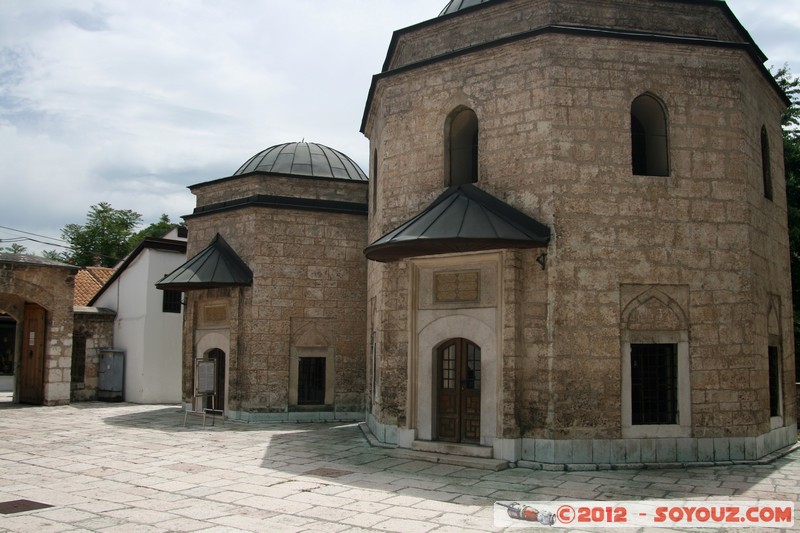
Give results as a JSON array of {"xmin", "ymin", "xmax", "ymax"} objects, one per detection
[
  {"xmin": 162, "ymin": 290, "xmax": 182, "ymax": 313},
  {"xmin": 769, "ymin": 345, "xmax": 780, "ymax": 417},
  {"xmin": 71, "ymin": 332, "xmax": 87, "ymax": 384},
  {"xmin": 631, "ymin": 94, "xmax": 669, "ymax": 176},
  {"xmin": 631, "ymin": 343, "xmax": 677, "ymax": 425},
  {"xmin": 298, "ymin": 357, "xmax": 326, "ymax": 405},
  {"xmin": 447, "ymin": 108, "xmax": 479, "ymax": 185},
  {"xmin": 761, "ymin": 126, "xmax": 773, "ymax": 200}
]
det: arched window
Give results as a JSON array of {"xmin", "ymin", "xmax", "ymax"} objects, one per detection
[
  {"xmin": 447, "ymin": 108, "xmax": 478, "ymax": 185},
  {"xmin": 761, "ymin": 126, "xmax": 773, "ymax": 200},
  {"xmin": 631, "ymin": 94, "xmax": 669, "ymax": 176}
]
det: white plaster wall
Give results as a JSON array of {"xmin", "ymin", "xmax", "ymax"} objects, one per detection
[
  {"xmin": 94, "ymin": 246, "xmax": 185, "ymax": 404},
  {"xmin": 142, "ymin": 249, "xmax": 185, "ymax": 403}
]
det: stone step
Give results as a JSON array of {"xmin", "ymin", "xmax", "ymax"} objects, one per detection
[
  {"xmin": 411, "ymin": 439, "xmax": 494, "ymax": 458},
  {"xmin": 388, "ymin": 447, "xmax": 509, "ymax": 471}
]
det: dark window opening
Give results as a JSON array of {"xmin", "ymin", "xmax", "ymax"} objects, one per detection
[
  {"xmin": 631, "ymin": 116, "xmax": 647, "ymax": 175},
  {"xmin": 162, "ymin": 290, "xmax": 182, "ymax": 313},
  {"xmin": 298, "ymin": 357, "xmax": 326, "ymax": 405},
  {"xmin": 371, "ymin": 149, "xmax": 378, "ymax": 212},
  {"xmin": 631, "ymin": 94, "xmax": 669, "ymax": 176},
  {"xmin": 631, "ymin": 343, "xmax": 677, "ymax": 425},
  {"xmin": 71, "ymin": 332, "xmax": 87, "ymax": 384},
  {"xmin": 0, "ymin": 317, "xmax": 15, "ymax": 375},
  {"xmin": 769, "ymin": 345, "xmax": 780, "ymax": 416},
  {"xmin": 177, "ymin": 226, "xmax": 188, "ymax": 239},
  {"xmin": 448, "ymin": 108, "xmax": 479, "ymax": 185},
  {"xmin": 761, "ymin": 126, "xmax": 773, "ymax": 200}
]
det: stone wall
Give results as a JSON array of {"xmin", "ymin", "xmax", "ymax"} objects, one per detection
[
  {"xmin": 0, "ymin": 256, "xmax": 77, "ymax": 405},
  {"xmin": 387, "ymin": 0, "xmax": 745, "ymax": 71},
  {"xmin": 71, "ymin": 308, "xmax": 115, "ymax": 401},
  {"xmin": 365, "ymin": 0, "xmax": 794, "ymax": 461},
  {"xmin": 184, "ymin": 177, "xmax": 368, "ymax": 420}
]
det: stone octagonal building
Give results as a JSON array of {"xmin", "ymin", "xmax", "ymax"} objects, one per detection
[
  {"xmin": 166, "ymin": 0, "xmax": 795, "ymax": 466},
  {"xmin": 362, "ymin": 0, "xmax": 795, "ymax": 464}
]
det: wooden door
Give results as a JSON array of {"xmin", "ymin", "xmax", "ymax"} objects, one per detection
[
  {"xmin": 19, "ymin": 303, "xmax": 46, "ymax": 405},
  {"xmin": 436, "ymin": 338, "xmax": 481, "ymax": 443}
]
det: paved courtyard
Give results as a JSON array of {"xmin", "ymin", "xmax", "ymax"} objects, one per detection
[{"xmin": 0, "ymin": 400, "xmax": 798, "ymax": 532}]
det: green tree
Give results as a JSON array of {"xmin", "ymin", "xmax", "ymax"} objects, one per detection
[
  {"xmin": 60, "ymin": 202, "xmax": 143, "ymax": 267},
  {"xmin": 41, "ymin": 249, "xmax": 63, "ymax": 261},
  {"xmin": 773, "ymin": 66, "xmax": 800, "ymax": 366},
  {"xmin": 127, "ymin": 214, "xmax": 178, "ymax": 249},
  {"xmin": 0, "ymin": 243, "xmax": 27, "ymax": 254}
]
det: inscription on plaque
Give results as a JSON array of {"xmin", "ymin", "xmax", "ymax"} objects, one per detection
[
  {"xmin": 434, "ymin": 270, "xmax": 480, "ymax": 303},
  {"xmin": 204, "ymin": 304, "xmax": 228, "ymax": 324}
]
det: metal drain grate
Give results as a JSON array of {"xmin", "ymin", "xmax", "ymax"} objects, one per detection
[
  {"xmin": 304, "ymin": 467, "xmax": 352, "ymax": 478},
  {"xmin": 0, "ymin": 499, "xmax": 53, "ymax": 515}
]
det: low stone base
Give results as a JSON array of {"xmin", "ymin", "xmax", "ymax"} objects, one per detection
[
  {"xmin": 366, "ymin": 412, "xmax": 798, "ymax": 467},
  {"xmin": 224, "ymin": 409, "xmax": 364, "ymax": 423},
  {"xmin": 522, "ymin": 424, "xmax": 798, "ymax": 465}
]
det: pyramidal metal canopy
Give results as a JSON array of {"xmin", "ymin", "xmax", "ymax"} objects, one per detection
[
  {"xmin": 156, "ymin": 234, "xmax": 252, "ymax": 291},
  {"xmin": 364, "ymin": 184, "xmax": 550, "ymax": 262}
]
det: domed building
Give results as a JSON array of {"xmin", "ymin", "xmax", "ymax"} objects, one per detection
[
  {"xmin": 361, "ymin": 0, "xmax": 795, "ymax": 465},
  {"xmin": 163, "ymin": 0, "xmax": 795, "ymax": 466},
  {"xmin": 160, "ymin": 142, "xmax": 368, "ymax": 420}
]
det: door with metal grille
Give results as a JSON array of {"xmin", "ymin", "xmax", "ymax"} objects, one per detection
[{"xmin": 436, "ymin": 338, "xmax": 481, "ymax": 443}]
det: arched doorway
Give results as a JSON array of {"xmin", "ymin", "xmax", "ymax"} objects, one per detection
[
  {"xmin": 205, "ymin": 348, "xmax": 226, "ymax": 411},
  {"xmin": 436, "ymin": 338, "xmax": 481, "ymax": 443}
]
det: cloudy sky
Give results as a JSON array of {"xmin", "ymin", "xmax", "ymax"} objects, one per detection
[{"xmin": 1, "ymin": 0, "xmax": 798, "ymax": 256}]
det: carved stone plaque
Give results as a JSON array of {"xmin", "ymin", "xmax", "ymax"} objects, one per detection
[{"xmin": 434, "ymin": 270, "xmax": 480, "ymax": 303}]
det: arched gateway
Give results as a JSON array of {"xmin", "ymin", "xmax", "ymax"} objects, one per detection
[{"xmin": 0, "ymin": 254, "xmax": 77, "ymax": 405}]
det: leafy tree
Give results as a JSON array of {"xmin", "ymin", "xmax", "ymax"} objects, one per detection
[
  {"xmin": 0, "ymin": 243, "xmax": 27, "ymax": 254},
  {"xmin": 127, "ymin": 214, "xmax": 179, "ymax": 249},
  {"xmin": 773, "ymin": 66, "xmax": 800, "ymax": 366},
  {"xmin": 41, "ymin": 250, "xmax": 63, "ymax": 261},
  {"xmin": 60, "ymin": 202, "xmax": 143, "ymax": 267}
]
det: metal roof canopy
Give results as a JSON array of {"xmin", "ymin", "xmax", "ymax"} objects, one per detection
[
  {"xmin": 156, "ymin": 234, "xmax": 252, "ymax": 291},
  {"xmin": 364, "ymin": 183, "xmax": 550, "ymax": 262}
]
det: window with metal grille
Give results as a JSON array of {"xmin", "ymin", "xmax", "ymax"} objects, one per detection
[
  {"xmin": 441, "ymin": 344, "xmax": 456, "ymax": 389},
  {"xmin": 71, "ymin": 332, "xmax": 87, "ymax": 384},
  {"xmin": 162, "ymin": 290, "xmax": 182, "ymax": 313},
  {"xmin": 466, "ymin": 342, "xmax": 480, "ymax": 390},
  {"xmin": 298, "ymin": 357, "xmax": 326, "ymax": 405},
  {"xmin": 769, "ymin": 345, "xmax": 780, "ymax": 416},
  {"xmin": 631, "ymin": 343, "xmax": 677, "ymax": 425}
]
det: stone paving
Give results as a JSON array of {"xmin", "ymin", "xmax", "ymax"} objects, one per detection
[{"xmin": 0, "ymin": 400, "xmax": 798, "ymax": 532}]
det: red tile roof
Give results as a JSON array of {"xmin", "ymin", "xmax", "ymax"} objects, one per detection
[{"xmin": 73, "ymin": 267, "xmax": 115, "ymax": 306}]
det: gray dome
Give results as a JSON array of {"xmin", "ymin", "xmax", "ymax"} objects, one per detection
[
  {"xmin": 439, "ymin": 0, "xmax": 495, "ymax": 16},
  {"xmin": 234, "ymin": 142, "xmax": 368, "ymax": 181}
]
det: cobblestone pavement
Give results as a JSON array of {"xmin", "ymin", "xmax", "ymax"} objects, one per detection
[{"xmin": 0, "ymin": 401, "xmax": 798, "ymax": 532}]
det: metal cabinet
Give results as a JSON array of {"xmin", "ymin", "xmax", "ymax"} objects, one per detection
[{"xmin": 98, "ymin": 349, "xmax": 124, "ymax": 401}]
